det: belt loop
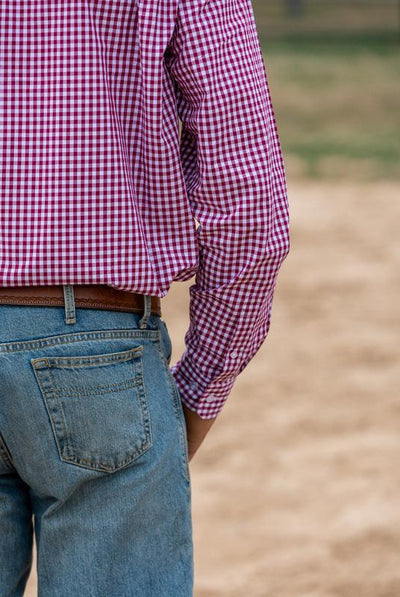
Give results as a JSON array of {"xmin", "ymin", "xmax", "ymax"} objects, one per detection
[
  {"xmin": 63, "ymin": 285, "xmax": 76, "ymax": 324},
  {"xmin": 138, "ymin": 294, "xmax": 151, "ymax": 329}
]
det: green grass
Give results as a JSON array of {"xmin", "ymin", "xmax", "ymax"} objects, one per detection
[
  {"xmin": 260, "ymin": 39, "xmax": 400, "ymax": 180},
  {"xmin": 253, "ymin": 1, "xmax": 399, "ymax": 37}
]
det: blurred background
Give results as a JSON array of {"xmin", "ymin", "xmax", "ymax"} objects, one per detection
[
  {"xmin": 26, "ymin": 2, "xmax": 400, "ymax": 596},
  {"xmin": 254, "ymin": 0, "xmax": 400, "ymax": 182},
  {"xmin": 172, "ymin": 2, "xmax": 399, "ymax": 595}
]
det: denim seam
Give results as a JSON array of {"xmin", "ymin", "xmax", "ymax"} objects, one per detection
[
  {"xmin": 47, "ymin": 366, "xmax": 75, "ymax": 462},
  {"xmin": 131, "ymin": 357, "xmax": 153, "ymax": 462},
  {"xmin": 0, "ymin": 329, "xmax": 159, "ymax": 354},
  {"xmin": 36, "ymin": 345, "xmax": 144, "ymax": 368},
  {"xmin": 0, "ymin": 432, "xmax": 14, "ymax": 471},
  {"xmin": 157, "ymin": 344, "xmax": 191, "ymax": 485}
]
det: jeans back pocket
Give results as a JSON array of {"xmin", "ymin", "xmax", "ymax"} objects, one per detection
[{"xmin": 31, "ymin": 345, "xmax": 152, "ymax": 473}]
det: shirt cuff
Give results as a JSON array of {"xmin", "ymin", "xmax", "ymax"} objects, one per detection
[{"xmin": 170, "ymin": 353, "xmax": 237, "ymax": 419}]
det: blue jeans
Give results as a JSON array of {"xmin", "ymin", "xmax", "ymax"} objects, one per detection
[{"xmin": 0, "ymin": 290, "xmax": 193, "ymax": 596}]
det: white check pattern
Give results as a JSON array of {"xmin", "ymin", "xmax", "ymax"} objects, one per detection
[{"xmin": 0, "ymin": 0, "xmax": 290, "ymax": 419}]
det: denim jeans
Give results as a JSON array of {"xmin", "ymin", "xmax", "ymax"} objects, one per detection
[{"xmin": 0, "ymin": 291, "xmax": 193, "ymax": 596}]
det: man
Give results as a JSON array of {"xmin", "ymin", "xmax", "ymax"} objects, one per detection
[{"xmin": 0, "ymin": 0, "xmax": 290, "ymax": 594}]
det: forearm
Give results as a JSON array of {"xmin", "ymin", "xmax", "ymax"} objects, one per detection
[{"xmin": 181, "ymin": 401, "xmax": 218, "ymax": 461}]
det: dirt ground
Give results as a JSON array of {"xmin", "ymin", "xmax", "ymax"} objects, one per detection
[{"xmin": 25, "ymin": 180, "xmax": 400, "ymax": 596}]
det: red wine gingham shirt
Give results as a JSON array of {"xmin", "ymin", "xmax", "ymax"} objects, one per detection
[{"xmin": 0, "ymin": 0, "xmax": 290, "ymax": 419}]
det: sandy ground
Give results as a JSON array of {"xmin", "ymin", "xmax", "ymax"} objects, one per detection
[{"xmin": 25, "ymin": 180, "xmax": 400, "ymax": 596}]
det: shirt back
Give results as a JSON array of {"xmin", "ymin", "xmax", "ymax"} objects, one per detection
[{"xmin": 0, "ymin": 0, "xmax": 196, "ymax": 293}]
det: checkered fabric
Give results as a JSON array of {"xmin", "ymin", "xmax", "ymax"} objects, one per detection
[{"xmin": 0, "ymin": 0, "xmax": 290, "ymax": 419}]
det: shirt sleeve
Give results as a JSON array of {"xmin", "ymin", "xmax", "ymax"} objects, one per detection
[{"xmin": 164, "ymin": 0, "xmax": 290, "ymax": 419}]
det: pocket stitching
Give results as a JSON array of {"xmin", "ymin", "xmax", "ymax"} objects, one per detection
[
  {"xmin": 31, "ymin": 345, "xmax": 143, "ymax": 369},
  {"xmin": 33, "ymin": 364, "xmax": 74, "ymax": 465},
  {"xmin": 53, "ymin": 378, "xmax": 137, "ymax": 398},
  {"xmin": 31, "ymin": 348, "xmax": 153, "ymax": 473}
]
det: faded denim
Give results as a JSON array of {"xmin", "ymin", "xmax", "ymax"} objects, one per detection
[{"xmin": 0, "ymin": 299, "xmax": 193, "ymax": 596}]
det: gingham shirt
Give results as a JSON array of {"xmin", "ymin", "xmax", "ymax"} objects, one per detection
[{"xmin": 0, "ymin": 0, "xmax": 290, "ymax": 419}]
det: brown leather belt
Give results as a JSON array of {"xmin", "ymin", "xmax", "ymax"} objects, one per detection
[{"xmin": 0, "ymin": 284, "xmax": 162, "ymax": 317}]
